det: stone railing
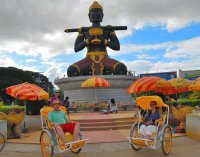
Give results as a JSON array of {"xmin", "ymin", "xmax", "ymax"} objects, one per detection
[
  {"xmin": 186, "ymin": 112, "xmax": 200, "ymax": 142},
  {"xmin": 0, "ymin": 120, "xmax": 7, "ymax": 139},
  {"xmin": 69, "ymin": 101, "xmax": 135, "ymax": 111}
]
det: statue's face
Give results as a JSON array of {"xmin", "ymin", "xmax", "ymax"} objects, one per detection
[{"xmin": 89, "ymin": 9, "xmax": 103, "ymax": 23}]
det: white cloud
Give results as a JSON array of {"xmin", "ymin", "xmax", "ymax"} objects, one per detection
[
  {"xmin": 123, "ymin": 36, "xmax": 200, "ymax": 74},
  {"xmin": 0, "ymin": 41, "xmax": 38, "ymax": 57},
  {"xmin": 45, "ymin": 66, "xmax": 64, "ymax": 81},
  {"xmin": 165, "ymin": 36, "xmax": 200, "ymax": 59},
  {"xmin": 151, "ymin": 58, "xmax": 200, "ymax": 73},
  {"xmin": 0, "ymin": 57, "xmax": 39, "ymax": 73},
  {"xmin": 0, "ymin": 0, "xmax": 200, "ymax": 82},
  {"xmin": 127, "ymin": 57, "xmax": 200, "ymax": 75},
  {"xmin": 111, "ymin": 36, "xmax": 200, "ymax": 60},
  {"xmin": 122, "ymin": 59, "xmax": 153, "ymax": 73},
  {"xmin": 18, "ymin": 65, "xmax": 39, "ymax": 72},
  {"xmin": 102, "ymin": 0, "xmax": 200, "ymax": 32},
  {"xmin": 42, "ymin": 60, "xmax": 71, "ymax": 81},
  {"xmin": 136, "ymin": 54, "xmax": 155, "ymax": 59},
  {"xmin": 109, "ymin": 42, "xmax": 172, "ymax": 56},
  {"xmin": 25, "ymin": 59, "xmax": 37, "ymax": 63},
  {"xmin": 0, "ymin": 0, "xmax": 199, "ymax": 60},
  {"xmin": 0, "ymin": 58, "xmax": 17, "ymax": 67}
]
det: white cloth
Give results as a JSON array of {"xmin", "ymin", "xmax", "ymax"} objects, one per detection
[
  {"xmin": 110, "ymin": 103, "xmax": 118, "ymax": 112},
  {"xmin": 139, "ymin": 125, "xmax": 157, "ymax": 137}
]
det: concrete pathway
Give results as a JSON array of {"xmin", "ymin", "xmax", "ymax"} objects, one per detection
[
  {"xmin": 1, "ymin": 136, "xmax": 200, "ymax": 157},
  {"xmin": 7, "ymin": 129, "xmax": 185, "ymax": 144}
]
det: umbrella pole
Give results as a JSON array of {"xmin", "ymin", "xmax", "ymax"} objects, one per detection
[{"xmin": 21, "ymin": 100, "xmax": 28, "ymax": 133}]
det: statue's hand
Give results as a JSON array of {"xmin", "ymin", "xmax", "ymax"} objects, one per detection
[
  {"xmin": 86, "ymin": 35, "xmax": 95, "ymax": 44},
  {"xmin": 97, "ymin": 35, "xmax": 105, "ymax": 43}
]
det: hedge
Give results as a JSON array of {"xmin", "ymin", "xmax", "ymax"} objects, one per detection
[
  {"xmin": 0, "ymin": 106, "xmax": 25, "ymax": 114},
  {"xmin": 166, "ymin": 99, "xmax": 200, "ymax": 107}
]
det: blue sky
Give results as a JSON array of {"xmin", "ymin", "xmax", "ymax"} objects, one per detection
[
  {"xmin": 0, "ymin": 0, "xmax": 200, "ymax": 82},
  {"xmin": 114, "ymin": 23, "xmax": 200, "ymax": 63}
]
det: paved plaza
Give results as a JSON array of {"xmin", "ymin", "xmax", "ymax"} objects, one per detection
[
  {"xmin": 6, "ymin": 111, "xmax": 184, "ymax": 144},
  {"xmin": 1, "ymin": 136, "xmax": 200, "ymax": 157}
]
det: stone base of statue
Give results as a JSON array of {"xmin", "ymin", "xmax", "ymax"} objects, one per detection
[{"xmin": 54, "ymin": 75, "xmax": 138, "ymax": 103}]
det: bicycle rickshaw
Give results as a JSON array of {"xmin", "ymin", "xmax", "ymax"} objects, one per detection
[
  {"xmin": 0, "ymin": 133, "xmax": 5, "ymax": 151},
  {"xmin": 128, "ymin": 96, "xmax": 172, "ymax": 155},
  {"xmin": 40, "ymin": 106, "xmax": 88, "ymax": 157}
]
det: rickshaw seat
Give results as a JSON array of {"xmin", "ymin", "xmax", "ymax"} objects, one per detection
[
  {"xmin": 130, "ymin": 138, "xmax": 154, "ymax": 147},
  {"xmin": 136, "ymin": 96, "xmax": 168, "ymax": 126},
  {"xmin": 129, "ymin": 96, "xmax": 171, "ymax": 154},
  {"xmin": 40, "ymin": 106, "xmax": 73, "ymax": 143}
]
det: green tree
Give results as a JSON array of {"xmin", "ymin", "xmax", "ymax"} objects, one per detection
[
  {"xmin": 0, "ymin": 67, "xmax": 54, "ymax": 104},
  {"xmin": 127, "ymin": 70, "xmax": 134, "ymax": 76}
]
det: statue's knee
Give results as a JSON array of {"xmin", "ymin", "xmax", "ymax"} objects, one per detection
[
  {"xmin": 67, "ymin": 65, "xmax": 80, "ymax": 77},
  {"xmin": 114, "ymin": 62, "xmax": 127, "ymax": 75}
]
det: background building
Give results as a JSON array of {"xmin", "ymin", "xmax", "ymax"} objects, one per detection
[
  {"xmin": 139, "ymin": 71, "xmax": 177, "ymax": 80},
  {"xmin": 139, "ymin": 69, "xmax": 200, "ymax": 80},
  {"xmin": 179, "ymin": 70, "xmax": 200, "ymax": 80}
]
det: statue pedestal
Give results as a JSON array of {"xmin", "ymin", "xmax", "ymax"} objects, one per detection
[{"xmin": 54, "ymin": 75, "xmax": 138, "ymax": 102}]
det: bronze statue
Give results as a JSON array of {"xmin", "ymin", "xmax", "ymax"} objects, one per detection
[{"xmin": 66, "ymin": 1, "xmax": 128, "ymax": 77}]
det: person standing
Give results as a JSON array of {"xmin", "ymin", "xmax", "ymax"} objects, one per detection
[
  {"xmin": 50, "ymin": 92, "xmax": 63, "ymax": 106},
  {"xmin": 63, "ymin": 96, "xmax": 70, "ymax": 114}
]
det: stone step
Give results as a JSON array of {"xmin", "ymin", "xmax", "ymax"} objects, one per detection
[
  {"xmin": 80, "ymin": 120, "xmax": 135, "ymax": 127},
  {"xmin": 78, "ymin": 116, "xmax": 136, "ymax": 131},
  {"xmin": 81, "ymin": 124, "xmax": 132, "ymax": 131},
  {"xmin": 75, "ymin": 117, "xmax": 135, "ymax": 123}
]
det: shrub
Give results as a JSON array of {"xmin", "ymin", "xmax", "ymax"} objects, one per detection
[
  {"xmin": 178, "ymin": 99, "xmax": 200, "ymax": 107},
  {"xmin": 0, "ymin": 101, "xmax": 4, "ymax": 106},
  {"xmin": 189, "ymin": 92, "xmax": 200, "ymax": 99},
  {"xmin": 0, "ymin": 106, "xmax": 25, "ymax": 114},
  {"xmin": 166, "ymin": 99, "xmax": 200, "ymax": 107},
  {"xmin": 26, "ymin": 100, "xmax": 49, "ymax": 115}
]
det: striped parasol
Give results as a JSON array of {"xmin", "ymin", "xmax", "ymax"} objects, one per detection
[
  {"xmin": 6, "ymin": 82, "xmax": 49, "ymax": 100},
  {"xmin": 164, "ymin": 78, "xmax": 191, "ymax": 94},
  {"xmin": 188, "ymin": 77, "xmax": 200, "ymax": 91},
  {"xmin": 81, "ymin": 77, "xmax": 110, "ymax": 88},
  {"xmin": 128, "ymin": 76, "xmax": 172, "ymax": 94}
]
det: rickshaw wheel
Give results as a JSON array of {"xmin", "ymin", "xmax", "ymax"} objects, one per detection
[
  {"xmin": 130, "ymin": 123, "xmax": 141, "ymax": 151},
  {"xmin": 0, "ymin": 133, "xmax": 5, "ymax": 151},
  {"xmin": 71, "ymin": 134, "xmax": 83, "ymax": 154},
  {"xmin": 161, "ymin": 126, "xmax": 172, "ymax": 155},
  {"xmin": 40, "ymin": 130, "xmax": 54, "ymax": 157}
]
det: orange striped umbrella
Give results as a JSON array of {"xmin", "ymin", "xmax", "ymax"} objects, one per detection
[
  {"xmin": 128, "ymin": 76, "xmax": 172, "ymax": 94},
  {"xmin": 188, "ymin": 77, "xmax": 200, "ymax": 91},
  {"xmin": 164, "ymin": 78, "xmax": 191, "ymax": 94},
  {"xmin": 6, "ymin": 82, "xmax": 49, "ymax": 100},
  {"xmin": 81, "ymin": 77, "xmax": 110, "ymax": 88}
]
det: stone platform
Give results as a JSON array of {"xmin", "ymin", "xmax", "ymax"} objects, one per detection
[
  {"xmin": 54, "ymin": 75, "xmax": 138, "ymax": 102},
  {"xmin": 73, "ymin": 111, "xmax": 136, "ymax": 131},
  {"xmin": 0, "ymin": 120, "xmax": 7, "ymax": 139},
  {"xmin": 25, "ymin": 111, "xmax": 136, "ymax": 131},
  {"xmin": 7, "ymin": 111, "xmax": 186, "ymax": 144}
]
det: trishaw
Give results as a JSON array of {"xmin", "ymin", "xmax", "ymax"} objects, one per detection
[
  {"xmin": 40, "ymin": 106, "xmax": 88, "ymax": 157},
  {"xmin": 128, "ymin": 96, "xmax": 172, "ymax": 155},
  {"xmin": 0, "ymin": 133, "xmax": 5, "ymax": 151}
]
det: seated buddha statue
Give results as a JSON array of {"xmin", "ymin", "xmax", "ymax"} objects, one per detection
[{"xmin": 67, "ymin": 1, "xmax": 127, "ymax": 77}]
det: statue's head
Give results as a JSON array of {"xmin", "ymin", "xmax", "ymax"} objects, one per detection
[{"xmin": 89, "ymin": 1, "xmax": 103, "ymax": 23}]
